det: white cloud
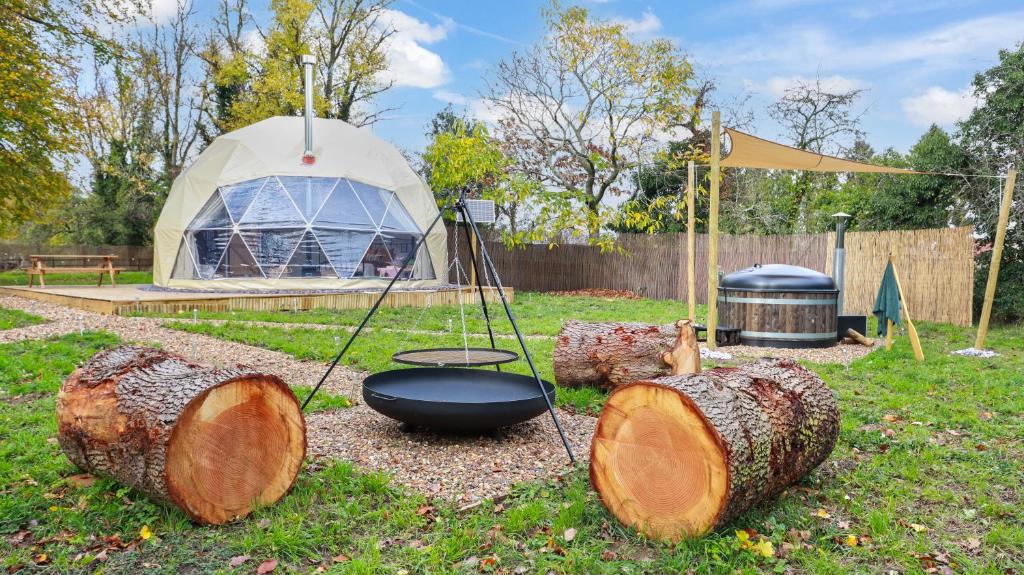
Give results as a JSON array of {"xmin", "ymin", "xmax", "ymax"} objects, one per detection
[
  {"xmin": 148, "ymin": 0, "xmax": 178, "ymax": 24},
  {"xmin": 701, "ymin": 10, "xmax": 1024, "ymax": 72},
  {"xmin": 468, "ymin": 98, "xmax": 504, "ymax": 126},
  {"xmin": 432, "ymin": 90, "xmax": 468, "ymax": 106},
  {"xmin": 242, "ymin": 29, "xmax": 265, "ymax": 57},
  {"xmin": 612, "ymin": 9, "xmax": 662, "ymax": 35},
  {"xmin": 103, "ymin": 0, "xmax": 178, "ymax": 25},
  {"xmin": 378, "ymin": 9, "xmax": 453, "ymax": 89},
  {"xmin": 754, "ymin": 74, "xmax": 864, "ymax": 97},
  {"xmin": 901, "ymin": 86, "xmax": 979, "ymax": 127}
]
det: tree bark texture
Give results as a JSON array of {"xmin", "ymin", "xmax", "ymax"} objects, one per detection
[
  {"xmin": 590, "ymin": 358, "xmax": 840, "ymax": 541},
  {"xmin": 554, "ymin": 320, "xmax": 684, "ymax": 389},
  {"xmin": 56, "ymin": 346, "xmax": 306, "ymax": 524}
]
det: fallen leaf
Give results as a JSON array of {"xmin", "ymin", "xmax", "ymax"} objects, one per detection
[
  {"xmin": 229, "ymin": 555, "xmax": 249, "ymax": 567},
  {"xmin": 66, "ymin": 474, "xmax": 96, "ymax": 488},
  {"xmin": 563, "ymin": 528, "xmax": 577, "ymax": 542},
  {"xmin": 332, "ymin": 553, "xmax": 350, "ymax": 563},
  {"xmin": 979, "ymin": 411, "xmax": 993, "ymax": 420},
  {"xmin": 838, "ymin": 520, "xmax": 850, "ymax": 529},
  {"xmin": 139, "ymin": 525, "xmax": 153, "ymax": 540},
  {"xmin": 846, "ymin": 534, "xmax": 859, "ymax": 547},
  {"xmin": 600, "ymin": 549, "xmax": 617, "ymax": 560},
  {"xmin": 257, "ymin": 519, "xmax": 272, "ymax": 529},
  {"xmin": 34, "ymin": 553, "xmax": 49, "ymax": 565},
  {"xmin": 256, "ymin": 558, "xmax": 278, "ymax": 574},
  {"xmin": 964, "ymin": 537, "xmax": 981, "ymax": 551},
  {"xmin": 815, "ymin": 508, "xmax": 832, "ymax": 519},
  {"xmin": 8, "ymin": 530, "xmax": 32, "ymax": 546},
  {"xmin": 909, "ymin": 523, "xmax": 927, "ymax": 533}
]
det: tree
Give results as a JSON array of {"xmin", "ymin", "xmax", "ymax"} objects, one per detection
[
  {"xmin": 222, "ymin": 0, "xmax": 394, "ymax": 131},
  {"xmin": 197, "ymin": 0, "xmax": 252, "ymax": 143},
  {"xmin": 483, "ymin": 2, "xmax": 694, "ymax": 235},
  {"xmin": 74, "ymin": 49, "xmax": 163, "ymax": 245},
  {"xmin": 225, "ymin": 0, "xmax": 314, "ymax": 130},
  {"xmin": 957, "ymin": 42, "xmax": 1024, "ymax": 323},
  {"xmin": 422, "ymin": 114, "xmax": 534, "ymax": 237},
  {"xmin": 768, "ymin": 77, "xmax": 866, "ymax": 155},
  {"xmin": 765, "ymin": 76, "xmax": 867, "ymax": 232},
  {"xmin": 313, "ymin": 0, "xmax": 394, "ymax": 125},
  {"xmin": 149, "ymin": 0, "xmax": 202, "ymax": 189},
  {"xmin": 858, "ymin": 126, "xmax": 968, "ymax": 230},
  {"xmin": 0, "ymin": 0, "xmax": 119, "ymax": 235}
]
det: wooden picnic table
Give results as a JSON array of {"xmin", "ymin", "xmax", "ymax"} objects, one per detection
[{"xmin": 23, "ymin": 254, "xmax": 124, "ymax": 288}]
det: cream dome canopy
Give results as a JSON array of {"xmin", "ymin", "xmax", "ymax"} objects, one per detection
[{"xmin": 153, "ymin": 116, "xmax": 446, "ymax": 289}]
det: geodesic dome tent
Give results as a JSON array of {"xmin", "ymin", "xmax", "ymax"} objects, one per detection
[{"xmin": 153, "ymin": 116, "xmax": 446, "ymax": 289}]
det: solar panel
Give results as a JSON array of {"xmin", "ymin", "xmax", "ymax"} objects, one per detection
[{"xmin": 456, "ymin": 199, "xmax": 497, "ymax": 224}]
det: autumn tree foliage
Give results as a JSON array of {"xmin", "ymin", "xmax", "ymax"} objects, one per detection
[
  {"xmin": 0, "ymin": 0, "xmax": 96, "ymax": 234},
  {"xmin": 482, "ymin": 2, "xmax": 694, "ymax": 242}
]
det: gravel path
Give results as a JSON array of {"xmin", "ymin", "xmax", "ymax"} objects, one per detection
[
  {"xmin": 1, "ymin": 295, "xmax": 593, "ymax": 504},
  {"xmin": 713, "ymin": 341, "xmax": 878, "ymax": 365},
  {"xmin": 0, "ymin": 297, "xmax": 361, "ymax": 396}
]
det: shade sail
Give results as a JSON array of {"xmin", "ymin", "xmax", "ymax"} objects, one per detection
[{"xmin": 720, "ymin": 128, "xmax": 920, "ymax": 174}]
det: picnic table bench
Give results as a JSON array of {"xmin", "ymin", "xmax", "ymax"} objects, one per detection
[{"xmin": 22, "ymin": 255, "xmax": 124, "ymax": 288}]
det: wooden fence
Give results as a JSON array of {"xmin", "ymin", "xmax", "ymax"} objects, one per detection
[
  {"xmin": 0, "ymin": 244, "xmax": 153, "ymax": 271},
  {"xmin": 448, "ymin": 226, "xmax": 975, "ymax": 326}
]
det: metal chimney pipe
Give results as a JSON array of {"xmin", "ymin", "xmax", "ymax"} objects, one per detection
[
  {"xmin": 301, "ymin": 54, "xmax": 315, "ymax": 164},
  {"xmin": 832, "ymin": 212, "xmax": 851, "ymax": 315}
]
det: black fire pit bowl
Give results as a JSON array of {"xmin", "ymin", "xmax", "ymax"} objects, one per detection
[{"xmin": 362, "ymin": 367, "xmax": 556, "ymax": 431}]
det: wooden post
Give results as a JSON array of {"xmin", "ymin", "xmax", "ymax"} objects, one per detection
[
  {"xmin": 706, "ymin": 112, "xmax": 721, "ymax": 349},
  {"xmin": 687, "ymin": 160, "xmax": 696, "ymax": 322},
  {"xmin": 468, "ymin": 225, "xmax": 478, "ymax": 287},
  {"xmin": 889, "ymin": 254, "xmax": 924, "ymax": 362},
  {"xmin": 975, "ymin": 168, "xmax": 1017, "ymax": 349}
]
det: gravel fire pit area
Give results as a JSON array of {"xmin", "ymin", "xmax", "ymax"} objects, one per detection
[{"xmin": 306, "ymin": 402, "xmax": 595, "ymax": 506}]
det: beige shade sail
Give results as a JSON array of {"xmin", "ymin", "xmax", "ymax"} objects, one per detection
[{"xmin": 720, "ymin": 128, "xmax": 920, "ymax": 174}]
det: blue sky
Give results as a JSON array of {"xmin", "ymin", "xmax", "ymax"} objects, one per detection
[{"xmin": 184, "ymin": 0, "xmax": 1024, "ymax": 156}]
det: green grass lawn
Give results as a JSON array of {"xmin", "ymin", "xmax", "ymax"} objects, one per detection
[
  {"xmin": 0, "ymin": 270, "xmax": 153, "ymax": 286},
  {"xmin": 0, "ymin": 307, "xmax": 46, "ymax": 330},
  {"xmin": 147, "ymin": 292, "xmax": 703, "ymax": 337},
  {"xmin": 2, "ymin": 301, "xmax": 1023, "ymax": 573}
]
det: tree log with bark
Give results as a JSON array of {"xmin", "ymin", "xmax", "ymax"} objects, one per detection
[
  {"xmin": 590, "ymin": 358, "xmax": 840, "ymax": 541},
  {"xmin": 56, "ymin": 346, "xmax": 306, "ymax": 525},
  {"xmin": 554, "ymin": 320, "xmax": 699, "ymax": 389}
]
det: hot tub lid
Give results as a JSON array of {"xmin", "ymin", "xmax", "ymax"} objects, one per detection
[{"xmin": 720, "ymin": 264, "xmax": 836, "ymax": 292}]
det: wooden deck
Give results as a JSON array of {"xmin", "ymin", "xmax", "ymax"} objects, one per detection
[{"xmin": 0, "ymin": 284, "xmax": 511, "ymax": 315}]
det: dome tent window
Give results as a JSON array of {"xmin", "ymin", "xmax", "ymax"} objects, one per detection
[{"xmin": 171, "ymin": 175, "xmax": 435, "ymax": 281}]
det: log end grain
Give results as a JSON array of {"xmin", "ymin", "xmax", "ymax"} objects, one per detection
[
  {"xmin": 590, "ymin": 384, "xmax": 728, "ymax": 540},
  {"xmin": 165, "ymin": 376, "xmax": 306, "ymax": 524},
  {"xmin": 590, "ymin": 359, "xmax": 839, "ymax": 541},
  {"xmin": 57, "ymin": 346, "xmax": 306, "ymax": 525}
]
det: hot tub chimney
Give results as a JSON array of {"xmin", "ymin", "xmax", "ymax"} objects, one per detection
[
  {"xmin": 832, "ymin": 212, "xmax": 851, "ymax": 315},
  {"xmin": 301, "ymin": 54, "xmax": 315, "ymax": 165}
]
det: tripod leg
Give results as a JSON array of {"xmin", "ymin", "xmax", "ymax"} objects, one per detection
[
  {"xmin": 459, "ymin": 204, "xmax": 501, "ymax": 371},
  {"xmin": 460, "ymin": 207, "xmax": 577, "ymax": 464},
  {"xmin": 301, "ymin": 207, "xmax": 449, "ymax": 410}
]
